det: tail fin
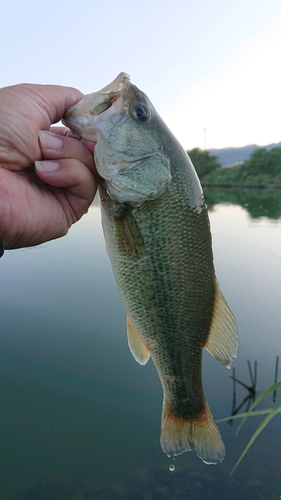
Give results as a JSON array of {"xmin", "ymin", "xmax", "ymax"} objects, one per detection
[{"xmin": 160, "ymin": 398, "xmax": 225, "ymax": 465}]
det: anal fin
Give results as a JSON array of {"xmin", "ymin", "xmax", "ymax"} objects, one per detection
[
  {"xmin": 204, "ymin": 279, "xmax": 238, "ymax": 368},
  {"xmin": 127, "ymin": 316, "xmax": 150, "ymax": 365}
]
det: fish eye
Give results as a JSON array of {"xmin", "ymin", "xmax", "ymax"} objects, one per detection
[{"xmin": 132, "ymin": 104, "xmax": 150, "ymax": 122}]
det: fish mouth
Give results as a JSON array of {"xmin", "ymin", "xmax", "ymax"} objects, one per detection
[
  {"xmin": 95, "ymin": 72, "xmax": 131, "ymax": 95},
  {"xmin": 62, "ymin": 72, "xmax": 131, "ymax": 138}
]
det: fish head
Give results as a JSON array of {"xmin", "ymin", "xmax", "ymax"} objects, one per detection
[{"xmin": 63, "ymin": 73, "xmax": 171, "ymax": 203}]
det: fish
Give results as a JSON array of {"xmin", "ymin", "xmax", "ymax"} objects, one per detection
[{"xmin": 63, "ymin": 73, "xmax": 238, "ymax": 465}]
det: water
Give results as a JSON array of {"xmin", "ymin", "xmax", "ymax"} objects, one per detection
[{"xmin": 0, "ymin": 188, "xmax": 281, "ymax": 499}]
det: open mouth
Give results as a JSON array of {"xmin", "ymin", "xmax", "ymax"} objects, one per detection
[
  {"xmin": 62, "ymin": 73, "xmax": 131, "ymax": 141},
  {"xmin": 93, "ymin": 94, "xmax": 118, "ymax": 115}
]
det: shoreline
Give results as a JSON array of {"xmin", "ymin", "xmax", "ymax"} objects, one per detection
[{"xmin": 202, "ymin": 183, "xmax": 281, "ymax": 189}]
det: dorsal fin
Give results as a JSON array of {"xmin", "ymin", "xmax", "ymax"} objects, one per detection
[
  {"xmin": 204, "ymin": 279, "xmax": 238, "ymax": 368},
  {"xmin": 127, "ymin": 316, "xmax": 150, "ymax": 365}
]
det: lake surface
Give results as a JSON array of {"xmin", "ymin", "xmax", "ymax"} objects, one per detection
[{"xmin": 0, "ymin": 188, "xmax": 281, "ymax": 499}]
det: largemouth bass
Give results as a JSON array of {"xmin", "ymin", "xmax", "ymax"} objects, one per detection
[{"xmin": 63, "ymin": 73, "xmax": 238, "ymax": 465}]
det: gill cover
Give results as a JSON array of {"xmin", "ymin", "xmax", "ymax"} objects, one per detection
[{"xmin": 95, "ymin": 147, "xmax": 171, "ymax": 203}]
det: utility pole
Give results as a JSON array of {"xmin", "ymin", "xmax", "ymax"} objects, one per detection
[{"xmin": 204, "ymin": 128, "xmax": 207, "ymax": 150}]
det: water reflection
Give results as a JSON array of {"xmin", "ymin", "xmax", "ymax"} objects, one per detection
[
  {"xmin": 0, "ymin": 190, "xmax": 281, "ymax": 499},
  {"xmin": 204, "ymin": 186, "xmax": 281, "ymax": 220},
  {"xmin": 230, "ymin": 360, "xmax": 257, "ymax": 420}
]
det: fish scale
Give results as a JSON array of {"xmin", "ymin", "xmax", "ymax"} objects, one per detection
[
  {"xmin": 100, "ymin": 181, "xmax": 218, "ymax": 428},
  {"xmin": 63, "ymin": 72, "xmax": 238, "ymax": 464}
]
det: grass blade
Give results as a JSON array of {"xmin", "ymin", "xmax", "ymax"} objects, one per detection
[
  {"xmin": 230, "ymin": 403, "xmax": 281, "ymax": 475},
  {"xmin": 216, "ymin": 407, "xmax": 281, "ymax": 423},
  {"xmin": 236, "ymin": 380, "xmax": 281, "ymax": 435}
]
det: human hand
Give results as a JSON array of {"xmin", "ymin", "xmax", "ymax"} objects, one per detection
[{"xmin": 0, "ymin": 84, "xmax": 97, "ymax": 250}]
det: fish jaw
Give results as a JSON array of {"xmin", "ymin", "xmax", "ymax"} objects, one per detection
[{"xmin": 62, "ymin": 72, "xmax": 131, "ymax": 141}]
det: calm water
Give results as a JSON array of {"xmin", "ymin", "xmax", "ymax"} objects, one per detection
[{"xmin": 0, "ymin": 188, "xmax": 281, "ymax": 499}]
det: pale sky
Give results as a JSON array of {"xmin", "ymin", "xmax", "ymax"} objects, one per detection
[{"xmin": 1, "ymin": 0, "xmax": 281, "ymax": 149}]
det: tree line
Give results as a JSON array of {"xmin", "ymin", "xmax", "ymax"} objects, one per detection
[{"xmin": 187, "ymin": 147, "xmax": 281, "ymax": 187}]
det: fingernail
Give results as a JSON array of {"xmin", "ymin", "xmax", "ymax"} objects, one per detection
[
  {"xmin": 39, "ymin": 130, "xmax": 63, "ymax": 150},
  {"xmin": 35, "ymin": 160, "xmax": 60, "ymax": 172}
]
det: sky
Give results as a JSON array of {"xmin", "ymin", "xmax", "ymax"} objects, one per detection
[{"xmin": 1, "ymin": 0, "xmax": 281, "ymax": 150}]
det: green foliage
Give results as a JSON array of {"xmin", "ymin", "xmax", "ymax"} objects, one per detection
[
  {"xmin": 201, "ymin": 147, "xmax": 281, "ymax": 187},
  {"xmin": 202, "ymin": 164, "xmax": 243, "ymax": 185},
  {"xmin": 243, "ymin": 147, "xmax": 281, "ymax": 176},
  {"xmin": 217, "ymin": 381, "xmax": 281, "ymax": 474},
  {"xmin": 187, "ymin": 148, "xmax": 222, "ymax": 180}
]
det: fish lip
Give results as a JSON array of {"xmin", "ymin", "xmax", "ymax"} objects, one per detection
[
  {"xmin": 66, "ymin": 128, "xmax": 83, "ymax": 140},
  {"xmin": 63, "ymin": 72, "xmax": 130, "ymax": 121},
  {"xmin": 62, "ymin": 73, "xmax": 131, "ymax": 136},
  {"xmin": 97, "ymin": 72, "xmax": 131, "ymax": 94},
  {"xmin": 62, "ymin": 115, "xmax": 84, "ymax": 136},
  {"xmin": 82, "ymin": 72, "xmax": 131, "ymax": 116}
]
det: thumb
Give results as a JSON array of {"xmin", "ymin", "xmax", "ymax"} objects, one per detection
[{"xmin": 19, "ymin": 84, "xmax": 84, "ymax": 124}]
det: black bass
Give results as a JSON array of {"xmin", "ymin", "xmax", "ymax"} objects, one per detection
[{"xmin": 63, "ymin": 73, "xmax": 238, "ymax": 464}]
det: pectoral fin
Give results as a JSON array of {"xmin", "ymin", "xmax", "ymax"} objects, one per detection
[
  {"xmin": 204, "ymin": 279, "xmax": 238, "ymax": 368},
  {"xmin": 113, "ymin": 204, "xmax": 144, "ymax": 257},
  {"xmin": 127, "ymin": 316, "xmax": 150, "ymax": 365}
]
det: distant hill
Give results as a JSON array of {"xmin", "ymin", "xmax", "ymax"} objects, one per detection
[{"xmin": 209, "ymin": 141, "xmax": 281, "ymax": 167}]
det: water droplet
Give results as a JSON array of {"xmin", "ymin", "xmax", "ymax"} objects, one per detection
[{"xmin": 169, "ymin": 464, "xmax": 175, "ymax": 472}]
